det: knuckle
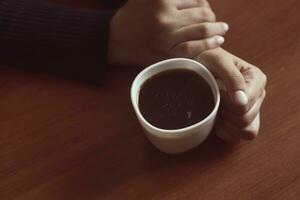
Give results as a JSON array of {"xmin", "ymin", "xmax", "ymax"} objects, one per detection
[
  {"xmin": 261, "ymin": 72, "xmax": 267, "ymax": 86},
  {"xmin": 255, "ymin": 67, "xmax": 267, "ymax": 89},
  {"xmin": 199, "ymin": 24, "xmax": 211, "ymax": 36},
  {"xmin": 153, "ymin": 14, "xmax": 172, "ymax": 30},
  {"xmin": 254, "ymin": 67, "xmax": 267, "ymax": 84},
  {"xmin": 190, "ymin": 10, "xmax": 200, "ymax": 21},
  {"xmin": 210, "ymin": 12, "xmax": 217, "ymax": 21},
  {"xmin": 200, "ymin": 7, "xmax": 216, "ymax": 21},
  {"xmin": 201, "ymin": 39, "xmax": 212, "ymax": 50},
  {"xmin": 200, "ymin": 7, "xmax": 209, "ymax": 17},
  {"xmin": 180, "ymin": 42, "xmax": 193, "ymax": 56},
  {"xmin": 204, "ymin": 49, "xmax": 220, "ymax": 59}
]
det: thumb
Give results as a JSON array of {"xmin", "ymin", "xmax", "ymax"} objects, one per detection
[
  {"xmin": 219, "ymin": 64, "xmax": 248, "ymax": 107},
  {"xmin": 197, "ymin": 50, "xmax": 248, "ymax": 107}
]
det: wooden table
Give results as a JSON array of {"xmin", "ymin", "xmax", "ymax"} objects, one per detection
[{"xmin": 1, "ymin": 0, "xmax": 300, "ymax": 199}]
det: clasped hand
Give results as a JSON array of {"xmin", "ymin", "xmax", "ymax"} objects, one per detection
[{"xmin": 108, "ymin": 0, "xmax": 267, "ymax": 142}]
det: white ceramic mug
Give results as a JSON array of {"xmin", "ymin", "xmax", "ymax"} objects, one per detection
[{"xmin": 131, "ymin": 58, "xmax": 220, "ymax": 154}]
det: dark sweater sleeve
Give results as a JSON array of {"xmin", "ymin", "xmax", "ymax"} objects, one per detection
[
  {"xmin": 102, "ymin": 0, "xmax": 126, "ymax": 9},
  {"xmin": 0, "ymin": 0, "xmax": 115, "ymax": 83}
]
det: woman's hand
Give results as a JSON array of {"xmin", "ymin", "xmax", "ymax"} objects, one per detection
[
  {"xmin": 108, "ymin": 0, "xmax": 229, "ymax": 66},
  {"xmin": 196, "ymin": 48, "xmax": 267, "ymax": 142}
]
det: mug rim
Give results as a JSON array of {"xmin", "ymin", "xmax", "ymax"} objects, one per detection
[{"xmin": 130, "ymin": 58, "xmax": 220, "ymax": 137}]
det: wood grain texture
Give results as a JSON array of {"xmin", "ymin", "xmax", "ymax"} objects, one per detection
[{"xmin": 1, "ymin": 0, "xmax": 300, "ymax": 199}]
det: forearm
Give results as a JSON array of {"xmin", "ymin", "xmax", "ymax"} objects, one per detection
[{"xmin": 0, "ymin": 0, "xmax": 115, "ymax": 82}]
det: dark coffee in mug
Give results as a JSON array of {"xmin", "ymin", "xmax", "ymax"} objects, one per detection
[{"xmin": 138, "ymin": 69, "xmax": 215, "ymax": 130}]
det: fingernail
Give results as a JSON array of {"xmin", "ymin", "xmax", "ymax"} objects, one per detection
[
  {"xmin": 233, "ymin": 90, "xmax": 248, "ymax": 106},
  {"xmin": 215, "ymin": 36, "xmax": 225, "ymax": 45},
  {"xmin": 222, "ymin": 23, "xmax": 229, "ymax": 32}
]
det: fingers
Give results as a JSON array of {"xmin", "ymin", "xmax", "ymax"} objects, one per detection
[
  {"xmin": 243, "ymin": 66, "xmax": 267, "ymax": 111},
  {"xmin": 178, "ymin": 7, "xmax": 216, "ymax": 26},
  {"xmin": 171, "ymin": 36, "xmax": 225, "ymax": 58},
  {"xmin": 176, "ymin": 0, "xmax": 211, "ymax": 9},
  {"xmin": 174, "ymin": 22, "xmax": 229, "ymax": 43},
  {"xmin": 216, "ymin": 113, "xmax": 261, "ymax": 142},
  {"xmin": 241, "ymin": 113, "xmax": 261, "ymax": 140},
  {"xmin": 220, "ymin": 90, "xmax": 266, "ymax": 127},
  {"xmin": 216, "ymin": 73, "xmax": 266, "ymax": 143},
  {"xmin": 213, "ymin": 58, "xmax": 247, "ymax": 98},
  {"xmin": 202, "ymin": 49, "xmax": 247, "ymax": 93},
  {"xmin": 215, "ymin": 57, "xmax": 267, "ymax": 114},
  {"xmin": 197, "ymin": 49, "xmax": 248, "ymax": 109},
  {"xmin": 196, "ymin": 50, "xmax": 267, "ymax": 143},
  {"xmin": 216, "ymin": 90, "xmax": 265, "ymax": 142}
]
